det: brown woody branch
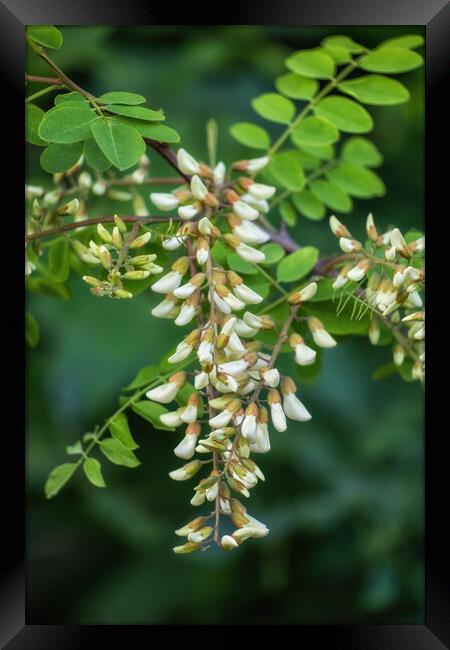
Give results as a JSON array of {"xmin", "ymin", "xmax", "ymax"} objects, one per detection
[{"xmin": 25, "ymin": 215, "xmax": 174, "ymax": 242}]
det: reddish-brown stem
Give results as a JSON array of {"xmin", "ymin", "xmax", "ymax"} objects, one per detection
[
  {"xmin": 25, "ymin": 74, "xmax": 64, "ymax": 86},
  {"xmin": 25, "ymin": 215, "xmax": 175, "ymax": 242}
]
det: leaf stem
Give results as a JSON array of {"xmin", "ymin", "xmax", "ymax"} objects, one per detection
[
  {"xmin": 267, "ymin": 59, "xmax": 360, "ymax": 160},
  {"xmin": 25, "ymin": 85, "xmax": 60, "ymax": 103}
]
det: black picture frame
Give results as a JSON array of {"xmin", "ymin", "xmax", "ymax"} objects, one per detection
[{"xmin": 3, "ymin": 0, "xmax": 448, "ymax": 646}]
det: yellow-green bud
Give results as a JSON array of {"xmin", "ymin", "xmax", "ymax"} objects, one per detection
[
  {"xmin": 96, "ymin": 223, "xmax": 113, "ymax": 244},
  {"xmin": 129, "ymin": 231, "xmax": 151, "ymax": 249},
  {"xmin": 114, "ymin": 214, "xmax": 127, "ymax": 233},
  {"xmin": 82, "ymin": 275, "xmax": 101, "ymax": 287}
]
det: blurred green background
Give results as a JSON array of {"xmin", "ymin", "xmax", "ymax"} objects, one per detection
[{"xmin": 26, "ymin": 26, "xmax": 424, "ymax": 624}]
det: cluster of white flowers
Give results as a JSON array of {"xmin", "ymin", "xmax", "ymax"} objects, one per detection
[
  {"xmin": 79, "ymin": 215, "xmax": 163, "ymax": 299},
  {"xmin": 329, "ymin": 214, "xmax": 425, "ymax": 380},
  {"xmin": 144, "ymin": 148, "xmax": 329, "ymax": 552}
]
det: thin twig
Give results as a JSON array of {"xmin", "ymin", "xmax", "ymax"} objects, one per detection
[{"xmin": 25, "ymin": 215, "xmax": 175, "ymax": 242}]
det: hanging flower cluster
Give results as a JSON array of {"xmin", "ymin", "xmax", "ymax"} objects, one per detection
[
  {"xmin": 329, "ymin": 213, "xmax": 425, "ymax": 381},
  {"xmin": 142, "ymin": 148, "xmax": 332, "ymax": 553}
]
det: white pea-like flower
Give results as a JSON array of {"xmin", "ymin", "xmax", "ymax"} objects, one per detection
[
  {"xmin": 245, "ymin": 156, "xmax": 269, "ymax": 173},
  {"xmin": 218, "ymin": 358, "xmax": 249, "ymax": 377},
  {"xmin": 390, "ymin": 228, "xmax": 406, "ymax": 251},
  {"xmin": 233, "ymin": 200, "xmax": 259, "ymax": 221},
  {"xmin": 146, "ymin": 372, "xmax": 185, "ymax": 404},
  {"xmin": 151, "ymin": 271, "xmax": 183, "ymax": 294},
  {"xmin": 241, "ymin": 404, "xmax": 258, "ymax": 439},
  {"xmin": 175, "ymin": 303, "xmax": 197, "ymax": 326},
  {"xmin": 194, "ymin": 371, "xmax": 209, "ymax": 390},
  {"xmin": 283, "ymin": 391, "xmax": 311, "ymax": 422},
  {"xmin": 289, "ymin": 333, "xmax": 316, "ymax": 366},
  {"xmin": 226, "ymin": 332, "xmax": 246, "ymax": 355},
  {"xmin": 162, "ymin": 236, "xmax": 185, "ymax": 251},
  {"xmin": 233, "ymin": 284, "xmax": 263, "ymax": 305},
  {"xmin": 235, "ymin": 319, "xmax": 259, "ymax": 337},
  {"xmin": 178, "ymin": 204, "xmax": 199, "ymax": 221},
  {"xmin": 213, "ymin": 161, "xmax": 226, "ymax": 185},
  {"xmin": 168, "ymin": 341, "xmax": 194, "ymax": 364},
  {"xmin": 177, "ymin": 148, "xmax": 200, "ymax": 175},
  {"xmin": 233, "ymin": 220, "xmax": 270, "ymax": 244},
  {"xmin": 221, "ymin": 534, "xmax": 238, "ymax": 550},
  {"xmin": 260, "ymin": 367, "xmax": 280, "ymax": 388},
  {"xmin": 339, "ymin": 237, "xmax": 361, "ymax": 253},
  {"xmin": 267, "ymin": 390, "xmax": 287, "ymax": 432},
  {"xmin": 236, "ymin": 242, "xmax": 265, "ymax": 263},
  {"xmin": 150, "ymin": 192, "xmax": 179, "ymax": 211},
  {"xmin": 160, "ymin": 410, "xmax": 184, "ymax": 427},
  {"xmin": 240, "ymin": 193, "xmax": 270, "ymax": 214},
  {"xmin": 151, "ymin": 296, "xmax": 178, "ymax": 318},
  {"xmin": 168, "ymin": 460, "xmax": 202, "ymax": 481},
  {"xmin": 248, "ymin": 182, "xmax": 276, "ymax": 200},
  {"xmin": 308, "ymin": 317, "xmax": 337, "ymax": 348},
  {"xmin": 174, "ymin": 433, "xmax": 198, "ymax": 459},
  {"xmin": 198, "ymin": 216, "xmax": 213, "ymax": 235},
  {"xmin": 190, "ymin": 175, "xmax": 208, "ymax": 201}
]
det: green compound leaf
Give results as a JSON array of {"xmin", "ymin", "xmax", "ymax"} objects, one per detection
[
  {"xmin": 91, "ymin": 118, "xmax": 146, "ymax": 171},
  {"xmin": 45, "ymin": 463, "xmax": 77, "ymax": 499},
  {"xmin": 269, "ymin": 151, "xmax": 305, "ymax": 191},
  {"xmin": 321, "ymin": 35, "xmax": 365, "ymax": 54},
  {"xmin": 314, "ymin": 96, "xmax": 373, "ymax": 133},
  {"xmin": 290, "ymin": 149, "xmax": 321, "ymax": 170},
  {"xmin": 83, "ymin": 138, "xmax": 112, "ymax": 172},
  {"xmin": 299, "ymin": 143, "xmax": 335, "ymax": 160},
  {"xmin": 285, "ymin": 49, "xmax": 336, "ymax": 79},
  {"xmin": 132, "ymin": 400, "xmax": 175, "ymax": 431},
  {"xmin": 341, "ymin": 137, "xmax": 383, "ymax": 167},
  {"xmin": 359, "ymin": 47, "xmax": 423, "ymax": 73},
  {"xmin": 48, "ymin": 239, "xmax": 70, "ymax": 282},
  {"xmin": 27, "ymin": 276, "xmax": 70, "ymax": 300},
  {"xmin": 259, "ymin": 243, "xmax": 285, "ymax": 266},
  {"xmin": 26, "ymin": 25, "xmax": 63, "ymax": 49},
  {"xmin": 320, "ymin": 36, "xmax": 364, "ymax": 65},
  {"xmin": 229, "ymin": 122, "xmax": 271, "ymax": 149},
  {"xmin": 277, "ymin": 246, "xmax": 319, "ymax": 283},
  {"xmin": 292, "ymin": 190, "xmax": 326, "ymax": 221},
  {"xmin": 40, "ymin": 142, "xmax": 83, "ymax": 173},
  {"xmin": 123, "ymin": 365, "xmax": 160, "ymax": 391},
  {"xmin": 25, "ymin": 311, "xmax": 40, "ymax": 347},
  {"xmin": 338, "ymin": 75, "xmax": 410, "ymax": 105},
  {"xmin": 136, "ymin": 124, "xmax": 180, "ymax": 143},
  {"xmin": 98, "ymin": 91, "xmax": 146, "ymax": 105},
  {"xmin": 105, "ymin": 104, "xmax": 165, "ymax": 121},
  {"xmin": 327, "ymin": 163, "xmax": 385, "ymax": 198},
  {"xmin": 251, "ymin": 93, "xmax": 295, "ymax": 124},
  {"xmin": 379, "ymin": 34, "xmax": 424, "ymax": 50},
  {"xmin": 25, "ymin": 104, "xmax": 47, "ymax": 146},
  {"xmin": 109, "ymin": 412, "xmax": 139, "ymax": 450},
  {"xmin": 99, "ymin": 438, "xmax": 141, "ymax": 468},
  {"xmin": 39, "ymin": 103, "xmax": 98, "ymax": 144},
  {"xmin": 55, "ymin": 91, "xmax": 86, "ymax": 105},
  {"xmin": 66, "ymin": 441, "xmax": 83, "ymax": 455},
  {"xmin": 83, "ymin": 457, "xmax": 106, "ymax": 488},
  {"xmin": 279, "ymin": 200, "xmax": 297, "ymax": 226},
  {"xmin": 227, "ymin": 252, "xmax": 258, "ymax": 275},
  {"xmin": 113, "ymin": 116, "xmax": 180, "ymax": 142},
  {"xmin": 275, "ymin": 73, "xmax": 318, "ymax": 100},
  {"xmin": 291, "ymin": 116, "xmax": 339, "ymax": 147},
  {"xmin": 310, "ymin": 179, "xmax": 353, "ymax": 212}
]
